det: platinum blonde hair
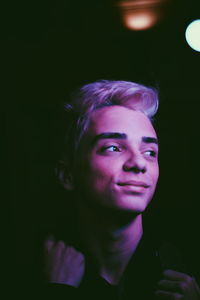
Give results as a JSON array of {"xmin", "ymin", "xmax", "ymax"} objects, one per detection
[{"xmin": 63, "ymin": 80, "xmax": 159, "ymax": 162}]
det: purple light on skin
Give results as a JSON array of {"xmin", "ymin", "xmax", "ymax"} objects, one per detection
[{"xmin": 79, "ymin": 106, "xmax": 159, "ymax": 214}]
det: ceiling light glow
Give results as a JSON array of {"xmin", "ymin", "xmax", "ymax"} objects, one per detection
[
  {"xmin": 124, "ymin": 11, "xmax": 157, "ymax": 30},
  {"xmin": 118, "ymin": 0, "xmax": 169, "ymax": 31}
]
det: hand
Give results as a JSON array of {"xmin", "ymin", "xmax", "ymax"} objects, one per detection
[
  {"xmin": 155, "ymin": 269, "xmax": 200, "ymax": 299},
  {"xmin": 44, "ymin": 238, "xmax": 85, "ymax": 287}
]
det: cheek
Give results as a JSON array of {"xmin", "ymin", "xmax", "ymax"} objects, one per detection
[
  {"xmin": 89, "ymin": 161, "xmax": 113, "ymax": 179},
  {"xmin": 86, "ymin": 157, "xmax": 119, "ymax": 185},
  {"xmin": 150, "ymin": 163, "xmax": 159, "ymax": 184}
]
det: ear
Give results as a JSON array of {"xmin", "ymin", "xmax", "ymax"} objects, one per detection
[{"xmin": 56, "ymin": 160, "xmax": 74, "ymax": 191}]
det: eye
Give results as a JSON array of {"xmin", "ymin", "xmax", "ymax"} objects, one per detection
[
  {"xmin": 144, "ymin": 150, "xmax": 157, "ymax": 157},
  {"xmin": 99, "ymin": 145, "xmax": 122, "ymax": 153},
  {"xmin": 105, "ymin": 145, "xmax": 121, "ymax": 152}
]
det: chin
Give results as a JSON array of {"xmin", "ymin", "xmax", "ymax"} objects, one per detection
[
  {"xmin": 114, "ymin": 196, "xmax": 150, "ymax": 214},
  {"xmin": 118, "ymin": 205, "xmax": 147, "ymax": 214}
]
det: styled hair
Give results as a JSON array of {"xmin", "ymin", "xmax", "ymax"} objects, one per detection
[{"xmin": 62, "ymin": 80, "xmax": 159, "ymax": 163}]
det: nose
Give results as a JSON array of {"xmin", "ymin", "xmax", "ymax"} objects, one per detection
[{"xmin": 123, "ymin": 151, "xmax": 147, "ymax": 174}]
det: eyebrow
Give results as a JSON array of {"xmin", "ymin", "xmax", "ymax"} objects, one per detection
[
  {"xmin": 92, "ymin": 132, "xmax": 158, "ymax": 145},
  {"xmin": 142, "ymin": 136, "xmax": 158, "ymax": 145}
]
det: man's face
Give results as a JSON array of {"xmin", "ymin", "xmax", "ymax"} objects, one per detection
[{"xmin": 74, "ymin": 105, "xmax": 159, "ymax": 214}]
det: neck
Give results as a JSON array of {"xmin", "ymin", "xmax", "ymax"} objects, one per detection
[{"xmin": 78, "ymin": 203, "xmax": 143, "ymax": 284}]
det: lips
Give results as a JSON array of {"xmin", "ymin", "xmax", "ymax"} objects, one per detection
[{"xmin": 117, "ymin": 180, "xmax": 150, "ymax": 188}]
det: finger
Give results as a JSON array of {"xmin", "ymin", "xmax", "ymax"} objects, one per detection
[
  {"xmin": 53, "ymin": 240, "xmax": 66, "ymax": 257},
  {"xmin": 62, "ymin": 246, "xmax": 85, "ymax": 264},
  {"xmin": 163, "ymin": 269, "xmax": 191, "ymax": 282},
  {"xmin": 155, "ymin": 290, "xmax": 183, "ymax": 299},
  {"xmin": 158, "ymin": 280, "xmax": 182, "ymax": 293},
  {"xmin": 44, "ymin": 236, "xmax": 55, "ymax": 251},
  {"xmin": 45, "ymin": 240, "xmax": 66, "ymax": 260}
]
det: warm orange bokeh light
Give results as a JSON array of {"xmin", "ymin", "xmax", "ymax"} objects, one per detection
[
  {"xmin": 118, "ymin": 0, "xmax": 168, "ymax": 31},
  {"xmin": 123, "ymin": 10, "xmax": 158, "ymax": 30}
]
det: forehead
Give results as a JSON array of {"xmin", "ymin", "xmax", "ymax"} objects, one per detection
[{"xmin": 88, "ymin": 105, "xmax": 157, "ymax": 138}]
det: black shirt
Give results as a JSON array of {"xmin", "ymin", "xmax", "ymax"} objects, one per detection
[{"xmin": 44, "ymin": 234, "xmax": 165, "ymax": 300}]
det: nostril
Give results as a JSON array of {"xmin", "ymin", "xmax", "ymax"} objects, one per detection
[
  {"xmin": 123, "ymin": 152, "xmax": 147, "ymax": 173},
  {"xmin": 123, "ymin": 165, "xmax": 146, "ymax": 174},
  {"xmin": 132, "ymin": 167, "xmax": 141, "ymax": 174},
  {"xmin": 141, "ymin": 167, "xmax": 146, "ymax": 174}
]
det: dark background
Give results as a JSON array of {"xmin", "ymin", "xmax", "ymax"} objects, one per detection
[{"xmin": 4, "ymin": 0, "xmax": 200, "ymax": 288}]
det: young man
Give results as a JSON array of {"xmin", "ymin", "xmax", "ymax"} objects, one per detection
[{"xmin": 44, "ymin": 80, "xmax": 200, "ymax": 300}]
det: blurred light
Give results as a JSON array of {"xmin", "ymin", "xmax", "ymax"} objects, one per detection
[
  {"xmin": 185, "ymin": 19, "xmax": 200, "ymax": 52},
  {"xmin": 117, "ymin": 0, "xmax": 169, "ymax": 31},
  {"xmin": 123, "ymin": 10, "xmax": 157, "ymax": 30}
]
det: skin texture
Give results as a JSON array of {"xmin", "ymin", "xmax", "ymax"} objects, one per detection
[{"xmin": 74, "ymin": 106, "xmax": 159, "ymax": 214}]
